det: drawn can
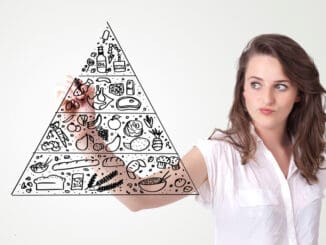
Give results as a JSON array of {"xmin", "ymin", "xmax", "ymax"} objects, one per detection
[{"xmin": 71, "ymin": 173, "xmax": 84, "ymax": 190}]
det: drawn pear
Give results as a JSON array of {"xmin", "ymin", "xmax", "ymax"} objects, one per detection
[{"xmin": 76, "ymin": 134, "xmax": 94, "ymax": 151}]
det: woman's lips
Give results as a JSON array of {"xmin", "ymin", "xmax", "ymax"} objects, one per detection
[{"xmin": 259, "ymin": 108, "xmax": 274, "ymax": 115}]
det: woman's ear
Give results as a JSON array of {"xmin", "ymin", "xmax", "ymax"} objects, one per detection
[{"xmin": 295, "ymin": 92, "xmax": 301, "ymax": 103}]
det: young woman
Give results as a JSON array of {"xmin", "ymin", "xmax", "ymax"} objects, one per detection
[{"xmin": 57, "ymin": 34, "xmax": 326, "ymax": 245}]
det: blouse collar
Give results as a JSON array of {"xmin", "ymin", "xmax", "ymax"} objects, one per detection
[{"xmin": 249, "ymin": 122, "xmax": 294, "ymax": 145}]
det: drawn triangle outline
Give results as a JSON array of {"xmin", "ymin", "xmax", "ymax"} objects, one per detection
[{"xmin": 12, "ymin": 21, "xmax": 199, "ymax": 196}]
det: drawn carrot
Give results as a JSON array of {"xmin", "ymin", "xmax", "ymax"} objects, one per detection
[{"xmin": 50, "ymin": 121, "xmax": 69, "ymax": 147}]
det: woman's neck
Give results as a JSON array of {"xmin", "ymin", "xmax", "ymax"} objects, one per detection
[{"xmin": 253, "ymin": 123, "xmax": 292, "ymax": 149}]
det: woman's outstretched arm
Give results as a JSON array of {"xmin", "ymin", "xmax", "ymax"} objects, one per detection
[{"xmin": 56, "ymin": 76, "xmax": 208, "ymax": 212}]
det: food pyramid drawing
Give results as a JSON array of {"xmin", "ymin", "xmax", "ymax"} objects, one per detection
[{"xmin": 12, "ymin": 21, "xmax": 198, "ymax": 196}]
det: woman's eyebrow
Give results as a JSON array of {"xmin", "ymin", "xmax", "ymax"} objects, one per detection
[{"xmin": 248, "ymin": 76, "xmax": 290, "ymax": 83}]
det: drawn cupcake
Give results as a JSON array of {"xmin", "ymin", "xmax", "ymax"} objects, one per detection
[
  {"xmin": 156, "ymin": 156, "xmax": 170, "ymax": 169},
  {"xmin": 169, "ymin": 156, "xmax": 180, "ymax": 170}
]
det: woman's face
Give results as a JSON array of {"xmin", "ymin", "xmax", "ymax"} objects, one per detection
[{"xmin": 242, "ymin": 54, "xmax": 300, "ymax": 130}]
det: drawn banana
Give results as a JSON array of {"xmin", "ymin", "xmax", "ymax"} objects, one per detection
[
  {"xmin": 105, "ymin": 134, "xmax": 121, "ymax": 152},
  {"xmin": 87, "ymin": 114, "xmax": 102, "ymax": 129},
  {"xmin": 96, "ymin": 77, "xmax": 111, "ymax": 84}
]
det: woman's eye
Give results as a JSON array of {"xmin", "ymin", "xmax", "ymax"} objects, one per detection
[
  {"xmin": 276, "ymin": 84, "xmax": 288, "ymax": 91},
  {"xmin": 250, "ymin": 82, "xmax": 260, "ymax": 89},
  {"xmin": 250, "ymin": 82, "xmax": 288, "ymax": 91}
]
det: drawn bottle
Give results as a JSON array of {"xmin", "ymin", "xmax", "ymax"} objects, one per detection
[{"xmin": 96, "ymin": 46, "xmax": 107, "ymax": 73}]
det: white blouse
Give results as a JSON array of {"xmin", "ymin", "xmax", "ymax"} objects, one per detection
[{"xmin": 194, "ymin": 124, "xmax": 326, "ymax": 245}]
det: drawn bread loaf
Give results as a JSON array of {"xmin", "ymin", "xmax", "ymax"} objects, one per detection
[
  {"xmin": 52, "ymin": 159, "xmax": 99, "ymax": 171},
  {"xmin": 102, "ymin": 156, "xmax": 125, "ymax": 167},
  {"xmin": 34, "ymin": 175, "xmax": 65, "ymax": 190}
]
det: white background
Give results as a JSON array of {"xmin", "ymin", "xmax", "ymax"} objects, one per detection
[{"xmin": 0, "ymin": 0, "xmax": 325, "ymax": 244}]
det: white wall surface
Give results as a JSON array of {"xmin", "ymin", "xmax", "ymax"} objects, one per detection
[{"xmin": 0, "ymin": 0, "xmax": 325, "ymax": 244}]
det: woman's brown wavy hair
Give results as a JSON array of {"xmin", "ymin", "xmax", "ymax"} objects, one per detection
[{"xmin": 209, "ymin": 34, "xmax": 326, "ymax": 185}]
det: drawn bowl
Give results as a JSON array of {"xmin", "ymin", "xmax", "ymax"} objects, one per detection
[{"xmin": 138, "ymin": 177, "xmax": 166, "ymax": 192}]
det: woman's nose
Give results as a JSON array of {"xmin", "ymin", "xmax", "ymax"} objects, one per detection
[{"xmin": 261, "ymin": 88, "xmax": 275, "ymax": 105}]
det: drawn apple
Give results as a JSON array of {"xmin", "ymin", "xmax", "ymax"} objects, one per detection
[{"xmin": 108, "ymin": 115, "xmax": 121, "ymax": 130}]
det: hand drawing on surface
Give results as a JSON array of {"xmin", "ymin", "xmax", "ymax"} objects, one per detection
[{"xmin": 12, "ymin": 21, "xmax": 199, "ymax": 196}]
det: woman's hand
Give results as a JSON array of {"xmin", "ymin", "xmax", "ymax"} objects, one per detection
[
  {"xmin": 54, "ymin": 76, "xmax": 207, "ymax": 211},
  {"xmin": 56, "ymin": 75, "xmax": 95, "ymax": 115},
  {"xmin": 55, "ymin": 75, "xmax": 105, "ymax": 149}
]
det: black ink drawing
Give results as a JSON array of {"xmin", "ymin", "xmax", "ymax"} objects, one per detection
[
  {"xmin": 34, "ymin": 175, "xmax": 66, "ymax": 190},
  {"xmin": 71, "ymin": 173, "xmax": 84, "ymax": 190},
  {"xmin": 30, "ymin": 157, "xmax": 51, "ymax": 173},
  {"xmin": 105, "ymin": 134, "xmax": 121, "ymax": 152},
  {"xmin": 102, "ymin": 156, "xmax": 125, "ymax": 167},
  {"xmin": 126, "ymin": 159, "xmax": 147, "ymax": 179},
  {"xmin": 86, "ymin": 170, "xmax": 123, "ymax": 192},
  {"xmin": 52, "ymin": 159, "xmax": 100, "ymax": 171},
  {"xmin": 12, "ymin": 21, "xmax": 199, "ymax": 196},
  {"xmin": 138, "ymin": 171, "xmax": 171, "ymax": 193}
]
